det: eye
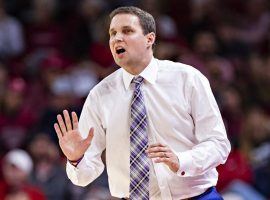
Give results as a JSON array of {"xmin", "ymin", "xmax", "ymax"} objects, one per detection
[
  {"xmin": 123, "ymin": 29, "xmax": 133, "ymax": 34},
  {"xmin": 109, "ymin": 31, "xmax": 116, "ymax": 37}
]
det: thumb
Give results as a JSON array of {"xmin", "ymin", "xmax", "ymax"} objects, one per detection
[{"xmin": 83, "ymin": 127, "xmax": 94, "ymax": 146}]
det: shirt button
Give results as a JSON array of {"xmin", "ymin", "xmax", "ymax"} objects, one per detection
[{"xmin": 181, "ymin": 171, "xmax": 185, "ymax": 176}]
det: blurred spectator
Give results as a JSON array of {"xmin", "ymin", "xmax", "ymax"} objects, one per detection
[
  {"xmin": 25, "ymin": 0, "xmax": 64, "ymax": 56},
  {"xmin": 241, "ymin": 108, "xmax": 270, "ymax": 163},
  {"xmin": 188, "ymin": 0, "xmax": 223, "ymax": 41},
  {"xmin": 0, "ymin": 0, "xmax": 24, "ymax": 60},
  {"xmin": 239, "ymin": 108, "xmax": 270, "ymax": 198},
  {"xmin": 88, "ymin": 16, "xmax": 115, "ymax": 69},
  {"xmin": 0, "ymin": 78, "xmax": 37, "ymax": 155},
  {"xmin": 222, "ymin": 180, "xmax": 267, "ymax": 200},
  {"xmin": 39, "ymin": 50, "xmax": 71, "ymax": 90},
  {"xmin": 23, "ymin": 50, "xmax": 73, "ymax": 117},
  {"xmin": 217, "ymin": 149, "xmax": 253, "ymax": 191},
  {"xmin": 155, "ymin": 41, "xmax": 180, "ymax": 62},
  {"xmin": 67, "ymin": 0, "xmax": 116, "ymax": 70},
  {"xmin": 253, "ymin": 143, "xmax": 270, "ymax": 198},
  {"xmin": 0, "ymin": 149, "xmax": 45, "ymax": 200},
  {"xmin": 235, "ymin": 0, "xmax": 270, "ymax": 50},
  {"xmin": 180, "ymin": 30, "xmax": 235, "ymax": 91},
  {"xmin": 37, "ymin": 71, "xmax": 81, "ymax": 143},
  {"xmin": 216, "ymin": 19, "xmax": 250, "ymax": 60},
  {"xmin": 220, "ymin": 87, "xmax": 244, "ymax": 143},
  {"xmin": 64, "ymin": 0, "xmax": 108, "ymax": 61},
  {"xmin": 69, "ymin": 60, "xmax": 99, "ymax": 98},
  {"xmin": 28, "ymin": 134, "xmax": 74, "ymax": 200},
  {"xmin": 139, "ymin": 0, "xmax": 178, "ymax": 40},
  {"xmin": 247, "ymin": 54, "xmax": 270, "ymax": 111}
]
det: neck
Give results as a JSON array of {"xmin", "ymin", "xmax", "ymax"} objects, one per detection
[{"xmin": 123, "ymin": 53, "xmax": 153, "ymax": 75}]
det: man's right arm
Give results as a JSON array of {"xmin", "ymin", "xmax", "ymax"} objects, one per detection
[{"xmin": 64, "ymin": 91, "xmax": 106, "ymax": 186}]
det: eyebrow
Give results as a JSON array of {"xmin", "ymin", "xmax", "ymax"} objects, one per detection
[
  {"xmin": 122, "ymin": 25, "xmax": 132, "ymax": 29},
  {"xmin": 109, "ymin": 25, "xmax": 133, "ymax": 33}
]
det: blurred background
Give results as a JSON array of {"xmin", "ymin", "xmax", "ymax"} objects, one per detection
[{"xmin": 0, "ymin": 0, "xmax": 270, "ymax": 199}]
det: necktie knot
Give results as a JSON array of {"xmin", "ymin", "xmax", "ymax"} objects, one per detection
[{"xmin": 132, "ymin": 76, "xmax": 144, "ymax": 89}]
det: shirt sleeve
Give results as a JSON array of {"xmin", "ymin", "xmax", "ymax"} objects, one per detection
[
  {"xmin": 176, "ymin": 71, "xmax": 231, "ymax": 177},
  {"xmin": 66, "ymin": 90, "xmax": 106, "ymax": 186}
]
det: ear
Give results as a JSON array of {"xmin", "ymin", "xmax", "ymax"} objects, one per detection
[{"xmin": 146, "ymin": 32, "xmax": 156, "ymax": 48}]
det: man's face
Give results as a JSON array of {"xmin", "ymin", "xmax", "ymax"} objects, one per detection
[{"xmin": 109, "ymin": 14, "xmax": 153, "ymax": 71}]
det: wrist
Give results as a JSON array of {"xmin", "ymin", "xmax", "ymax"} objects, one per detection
[{"xmin": 68, "ymin": 155, "xmax": 84, "ymax": 167}]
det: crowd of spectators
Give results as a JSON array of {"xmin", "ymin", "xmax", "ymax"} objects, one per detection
[{"xmin": 0, "ymin": 0, "xmax": 270, "ymax": 199}]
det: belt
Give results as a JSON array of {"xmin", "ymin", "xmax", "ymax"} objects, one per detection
[{"xmin": 122, "ymin": 187, "xmax": 214, "ymax": 200}]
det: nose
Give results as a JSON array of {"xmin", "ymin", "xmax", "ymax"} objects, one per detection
[{"xmin": 114, "ymin": 32, "xmax": 123, "ymax": 42}]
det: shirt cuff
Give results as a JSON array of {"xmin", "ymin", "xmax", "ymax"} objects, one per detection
[
  {"xmin": 67, "ymin": 156, "xmax": 85, "ymax": 170},
  {"xmin": 68, "ymin": 155, "xmax": 84, "ymax": 167},
  {"xmin": 176, "ymin": 151, "xmax": 193, "ymax": 177}
]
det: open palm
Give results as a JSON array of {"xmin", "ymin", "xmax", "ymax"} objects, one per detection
[{"xmin": 54, "ymin": 110, "xmax": 94, "ymax": 161}]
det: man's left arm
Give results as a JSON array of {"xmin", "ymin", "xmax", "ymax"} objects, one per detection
[
  {"xmin": 147, "ymin": 70, "xmax": 231, "ymax": 176},
  {"xmin": 176, "ymin": 71, "xmax": 231, "ymax": 177}
]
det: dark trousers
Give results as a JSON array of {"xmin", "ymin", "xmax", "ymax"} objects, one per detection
[
  {"xmin": 188, "ymin": 187, "xmax": 223, "ymax": 200},
  {"xmin": 122, "ymin": 187, "xmax": 223, "ymax": 200}
]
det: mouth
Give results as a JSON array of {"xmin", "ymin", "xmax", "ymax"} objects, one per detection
[{"xmin": 115, "ymin": 47, "xmax": 126, "ymax": 55}]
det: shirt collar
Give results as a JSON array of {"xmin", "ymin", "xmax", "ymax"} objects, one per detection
[{"xmin": 122, "ymin": 57, "xmax": 158, "ymax": 90}]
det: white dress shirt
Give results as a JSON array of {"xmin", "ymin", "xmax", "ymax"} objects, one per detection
[{"xmin": 66, "ymin": 57, "xmax": 231, "ymax": 199}]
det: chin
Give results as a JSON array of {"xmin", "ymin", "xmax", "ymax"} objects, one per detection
[{"xmin": 115, "ymin": 58, "xmax": 127, "ymax": 67}]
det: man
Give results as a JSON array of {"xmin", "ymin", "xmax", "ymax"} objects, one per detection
[{"xmin": 54, "ymin": 6, "xmax": 230, "ymax": 200}]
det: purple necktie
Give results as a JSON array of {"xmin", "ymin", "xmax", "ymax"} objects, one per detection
[{"xmin": 130, "ymin": 76, "xmax": 150, "ymax": 200}]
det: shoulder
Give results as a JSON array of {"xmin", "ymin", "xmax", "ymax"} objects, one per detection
[
  {"xmin": 88, "ymin": 68, "xmax": 123, "ymax": 97},
  {"xmin": 156, "ymin": 58, "xmax": 206, "ymax": 81}
]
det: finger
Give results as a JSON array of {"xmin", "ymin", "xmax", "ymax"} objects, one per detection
[
  {"xmin": 83, "ymin": 127, "xmax": 94, "ymax": 146},
  {"xmin": 146, "ymin": 146, "xmax": 169, "ymax": 153},
  {"xmin": 63, "ymin": 110, "xmax": 72, "ymax": 132},
  {"xmin": 72, "ymin": 112, "xmax": 79, "ymax": 130},
  {"xmin": 154, "ymin": 157, "xmax": 171, "ymax": 164},
  {"xmin": 154, "ymin": 157, "xmax": 180, "ymax": 172},
  {"xmin": 148, "ymin": 152, "xmax": 169, "ymax": 158},
  {"xmin": 148, "ymin": 143, "xmax": 166, "ymax": 148},
  {"xmin": 57, "ymin": 114, "xmax": 67, "ymax": 134},
  {"xmin": 54, "ymin": 123, "xmax": 63, "ymax": 139}
]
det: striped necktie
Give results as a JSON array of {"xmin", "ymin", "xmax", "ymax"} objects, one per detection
[{"xmin": 129, "ymin": 76, "xmax": 150, "ymax": 200}]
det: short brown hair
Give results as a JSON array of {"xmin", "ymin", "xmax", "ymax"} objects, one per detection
[{"xmin": 109, "ymin": 6, "xmax": 156, "ymax": 35}]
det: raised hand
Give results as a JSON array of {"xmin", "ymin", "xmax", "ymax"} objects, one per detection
[
  {"xmin": 146, "ymin": 143, "xmax": 179, "ymax": 173},
  {"xmin": 54, "ymin": 110, "xmax": 94, "ymax": 161}
]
